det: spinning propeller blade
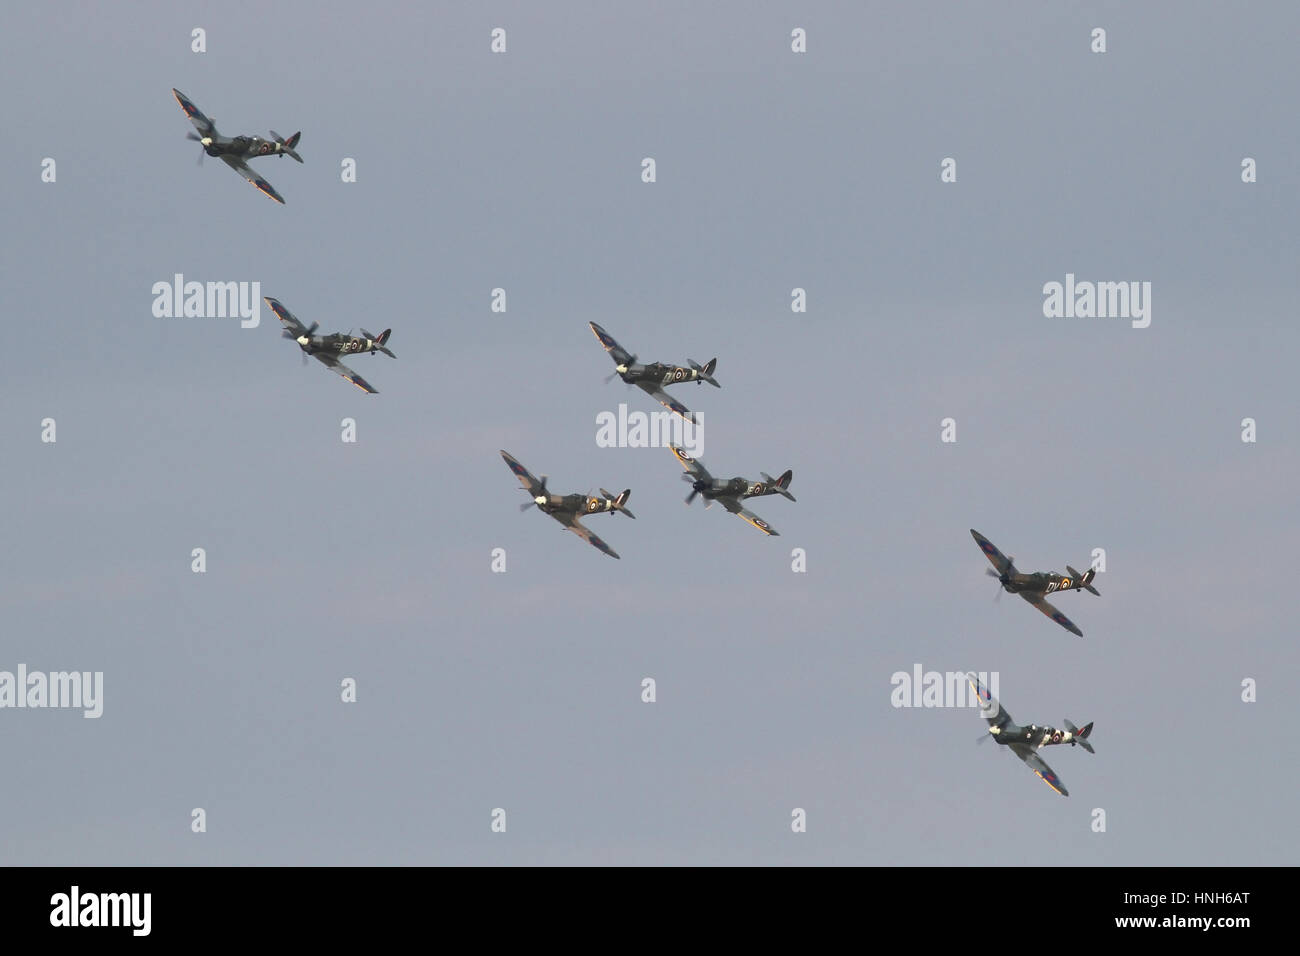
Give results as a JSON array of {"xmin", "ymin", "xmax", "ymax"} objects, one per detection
[
  {"xmin": 186, "ymin": 131, "xmax": 206, "ymax": 165},
  {"xmin": 604, "ymin": 353, "xmax": 637, "ymax": 385}
]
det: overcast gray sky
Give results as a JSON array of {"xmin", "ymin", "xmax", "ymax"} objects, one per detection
[{"xmin": 2, "ymin": 1, "xmax": 1296, "ymax": 865}]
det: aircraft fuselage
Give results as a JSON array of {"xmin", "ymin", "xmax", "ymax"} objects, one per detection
[
  {"xmin": 533, "ymin": 492, "xmax": 620, "ymax": 516},
  {"xmin": 297, "ymin": 333, "xmax": 383, "ymax": 357},
  {"xmin": 202, "ymin": 133, "xmax": 286, "ymax": 161},
  {"xmin": 999, "ymin": 570, "xmax": 1084, "ymax": 596},
  {"xmin": 617, "ymin": 361, "xmax": 706, "ymax": 387},
  {"xmin": 692, "ymin": 476, "xmax": 768, "ymax": 501},
  {"xmin": 989, "ymin": 722, "xmax": 1079, "ymax": 749}
]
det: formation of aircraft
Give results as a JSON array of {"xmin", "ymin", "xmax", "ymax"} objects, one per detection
[
  {"xmin": 670, "ymin": 446, "xmax": 794, "ymax": 537},
  {"xmin": 496, "ymin": 325, "xmax": 794, "ymax": 557},
  {"xmin": 970, "ymin": 529, "xmax": 1099, "ymax": 637},
  {"xmin": 171, "ymin": 85, "xmax": 1097, "ymax": 792},
  {"xmin": 967, "ymin": 673, "xmax": 1094, "ymax": 797},
  {"xmin": 173, "ymin": 88, "xmax": 302, "ymax": 204},
  {"xmin": 171, "ymin": 84, "xmax": 1106, "ymax": 805},
  {"xmin": 965, "ymin": 533, "xmax": 1103, "ymax": 795},
  {"xmin": 267, "ymin": 297, "xmax": 394, "ymax": 394},
  {"xmin": 589, "ymin": 322, "xmax": 718, "ymax": 425},
  {"xmin": 500, "ymin": 451, "xmax": 634, "ymax": 559}
]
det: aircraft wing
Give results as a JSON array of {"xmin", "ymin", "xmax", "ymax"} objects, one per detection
[
  {"xmin": 500, "ymin": 451, "xmax": 543, "ymax": 497},
  {"xmin": 671, "ymin": 446, "xmax": 712, "ymax": 483},
  {"xmin": 718, "ymin": 497, "xmax": 778, "ymax": 536},
  {"xmin": 637, "ymin": 383, "xmax": 695, "ymax": 424},
  {"xmin": 966, "ymin": 673, "xmax": 1013, "ymax": 729},
  {"xmin": 970, "ymin": 529, "xmax": 1016, "ymax": 576},
  {"xmin": 588, "ymin": 321, "xmax": 635, "ymax": 366},
  {"xmin": 1021, "ymin": 593, "xmax": 1083, "ymax": 637},
  {"xmin": 220, "ymin": 155, "xmax": 286, "ymax": 204},
  {"xmin": 173, "ymin": 88, "xmax": 216, "ymax": 136},
  {"xmin": 265, "ymin": 297, "xmax": 306, "ymax": 336},
  {"xmin": 313, "ymin": 352, "xmax": 377, "ymax": 394},
  {"xmin": 1009, "ymin": 744, "xmax": 1069, "ymax": 796},
  {"xmin": 554, "ymin": 511, "xmax": 620, "ymax": 559}
]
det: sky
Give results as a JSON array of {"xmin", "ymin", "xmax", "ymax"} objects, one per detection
[{"xmin": 2, "ymin": 1, "xmax": 1297, "ymax": 865}]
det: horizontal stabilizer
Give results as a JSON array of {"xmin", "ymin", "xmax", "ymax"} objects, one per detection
[
  {"xmin": 1064, "ymin": 719, "xmax": 1095, "ymax": 754},
  {"xmin": 1068, "ymin": 565, "xmax": 1101, "ymax": 596}
]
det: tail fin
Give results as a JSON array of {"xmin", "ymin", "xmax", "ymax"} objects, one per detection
[
  {"xmin": 274, "ymin": 130, "xmax": 303, "ymax": 162},
  {"xmin": 1064, "ymin": 719, "xmax": 1095, "ymax": 753},
  {"xmin": 689, "ymin": 357, "xmax": 720, "ymax": 388},
  {"xmin": 615, "ymin": 488, "xmax": 635, "ymax": 519},
  {"xmin": 760, "ymin": 472, "xmax": 796, "ymax": 502},
  {"xmin": 775, "ymin": 470, "xmax": 795, "ymax": 501},
  {"xmin": 1068, "ymin": 565, "xmax": 1101, "ymax": 596},
  {"xmin": 377, "ymin": 329, "xmax": 391, "ymax": 345},
  {"xmin": 701, "ymin": 357, "xmax": 720, "ymax": 387}
]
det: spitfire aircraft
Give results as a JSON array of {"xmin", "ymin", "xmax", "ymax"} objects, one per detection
[
  {"xmin": 967, "ymin": 673, "xmax": 1094, "ymax": 797},
  {"xmin": 501, "ymin": 451, "xmax": 635, "ymax": 559},
  {"xmin": 970, "ymin": 529, "xmax": 1099, "ymax": 637},
  {"xmin": 173, "ymin": 88, "xmax": 302, "ymax": 204},
  {"xmin": 589, "ymin": 322, "xmax": 718, "ymax": 425},
  {"xmin": 267, "ymin": 297, "xmax": 394, "ymax": 394},
  {"xmin": 670, "ymin": 446, "xmax": 794, "ymax": 536}
]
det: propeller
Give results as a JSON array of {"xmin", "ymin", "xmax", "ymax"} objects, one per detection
[
  {"xmin": 520, "ymin": 476, "xmax": 549, "ymax": 511},
  {"xmin": 604, "ymin": 354, "xmax": 637, "ymax": 385},
  {"xmin": 976, "ymin": 733, "xmax": 992, "ymax": 746},
  {"xmin": 280, "ymin": 321, "xmax": 319, "ymax": 341},
  {"xmin": 682, "ymin": 474, "xmax": 710, "ymax": 507},
  {"xmin": 986, "ymin": 557, "xmax": 1014, "ymax": 601},
  {"xmin": 282, "ymin": 322, "xmax": 319, "ymax": 366},
  {"xmin": 185, "ymin": 131, "xmax": 206, "ymax": 165}
]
